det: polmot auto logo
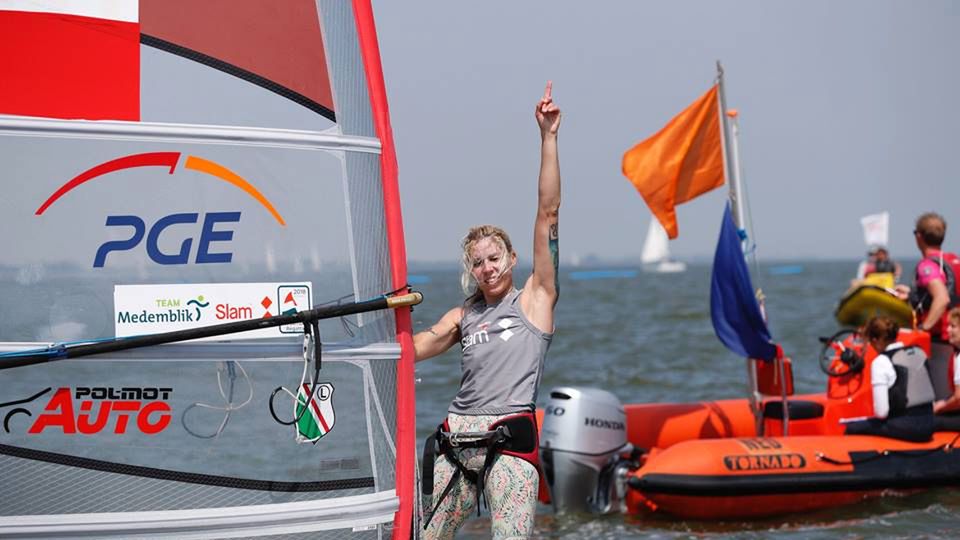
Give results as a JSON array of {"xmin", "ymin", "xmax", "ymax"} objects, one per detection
[
  {"xmin": 2, "ymin": 387, "xmax": 173, "ymax": 435},
  {"xmin": 34, "ymin": 152, "xmax": 285, "ymax": 267}
]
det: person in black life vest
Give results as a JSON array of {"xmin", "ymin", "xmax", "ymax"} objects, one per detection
[
  {"xmin": 895, "ymin": 212, "xmax": 960, "ymax": 399},
  {"xmin": 870, "ymin": 247, "xmax": 901, "ymax": 279},
  {"xmin": 933, "ymin": 307, "xmax": 960, "ymax": 430},
  {"xmin": 844, "ymin": 316, "xmax": 936, "ymax": 442},
  {"xmin": 856, "ymin": 246, "xmax": 901, "ymax": 279},
  {"xmin": 851, "ymin": 245, "xmax": 902, "ymax": 288},
  {"xmin": 412, "ymin": 82, "xmax": 560, "ymax": 540}
]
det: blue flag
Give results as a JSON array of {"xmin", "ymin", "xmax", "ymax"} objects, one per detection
[{"xmin": 710, "ymin": 204, "xmax": 777, "ymax": 360}]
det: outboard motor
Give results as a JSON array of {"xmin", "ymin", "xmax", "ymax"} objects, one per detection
[{"xmin": 540, "ymin": 386, "xmax": 638, "ymax": 514}]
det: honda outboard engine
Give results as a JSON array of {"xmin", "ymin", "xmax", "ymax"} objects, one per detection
[{"xmin": 540, "ymin": 386, "xmax": 637, "ymax": 514}]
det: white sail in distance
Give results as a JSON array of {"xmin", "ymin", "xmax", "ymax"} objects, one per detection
[{"xmin": 641, "ymin": 219, "xmax": 687, "ymax": 273}]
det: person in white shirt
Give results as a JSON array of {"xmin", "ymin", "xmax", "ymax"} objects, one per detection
[{"xmin": 844, "ymin": 316, "xmax": 936, "ymax": 442}]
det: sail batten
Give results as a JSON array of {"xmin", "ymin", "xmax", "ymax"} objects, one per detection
[{"xmin": 0, "ymin": 117, "xmax": 382, "ymax": 153}]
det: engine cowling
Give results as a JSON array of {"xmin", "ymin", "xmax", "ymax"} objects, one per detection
[{"xmin": 539, "ymin": 386, "xmax": 630, "ymax": 513}]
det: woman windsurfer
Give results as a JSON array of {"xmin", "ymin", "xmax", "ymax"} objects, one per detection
[{"xmin": 413, "ymin": 82, "xmax": 561, "ymax": 540}]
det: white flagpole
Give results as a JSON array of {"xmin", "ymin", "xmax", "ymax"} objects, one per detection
[
  {"xmin": 716, "ymin": 61, "xmax": 786, "ymax": 436},
  {"xmin": 716, "ymin": 61, "xmax": 745, "ymax": 235}
]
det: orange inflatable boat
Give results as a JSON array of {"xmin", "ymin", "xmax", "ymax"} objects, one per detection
[{"xmin": 539, "ymin": 329, "xmax": 960, "ymax": 519}]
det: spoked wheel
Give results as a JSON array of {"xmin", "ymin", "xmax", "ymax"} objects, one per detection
[{"xmin": 818, "ymin": 329, "xmax": 865, "ymax": 377}]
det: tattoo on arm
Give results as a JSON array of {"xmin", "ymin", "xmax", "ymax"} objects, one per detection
[{"xmin": 549, "ymin": 223, "xmax": 559, "ymax": 294}]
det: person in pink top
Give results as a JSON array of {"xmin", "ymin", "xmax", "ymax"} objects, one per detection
[{"xmin": 896, "ymin": 212, "xmax": 960, "ymax": 400}]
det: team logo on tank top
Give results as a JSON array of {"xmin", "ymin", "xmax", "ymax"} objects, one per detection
[
  {"xmin": 462, "ymin": 318, "xmax": 515, "ymax": 350},
  {"xmin": 497, "ymin": 318, "xmax": 515, "ymax": 341}
]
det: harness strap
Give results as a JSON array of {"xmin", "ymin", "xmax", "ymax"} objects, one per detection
[
  {"xmin": 421, "ymin": 422, "xmax": 511, "ymax": 529},
  {"xmin": 420, "ymin": 427, "xmax": 438, "ymax": 524}
]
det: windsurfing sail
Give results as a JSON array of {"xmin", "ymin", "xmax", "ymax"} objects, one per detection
[{"xmin": 0, "ymin": 1, "xmax": 415, "ymax": 538}]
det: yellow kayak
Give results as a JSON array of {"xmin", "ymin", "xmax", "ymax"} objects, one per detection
[{"xmin": 835, "ymin": 273, "xmax": 913, "ymax": 327}]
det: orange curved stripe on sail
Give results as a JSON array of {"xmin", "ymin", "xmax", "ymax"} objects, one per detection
[{"xmin": 184, "ymin": 155, "xmax": 285, "ymax": 226}]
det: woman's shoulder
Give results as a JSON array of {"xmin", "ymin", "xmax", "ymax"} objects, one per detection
[
  {"xmin": 440, "ymin": 305, "xmax": 466, "ymax": 326},
  {"xmin": 871, "ymin": 353, "xmax": 897, "ymax": 382}
]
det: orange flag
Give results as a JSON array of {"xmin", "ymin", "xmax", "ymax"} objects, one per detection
[{"xmin": 622, "ymin": 84, "xmax": 725, "ymax": 239}]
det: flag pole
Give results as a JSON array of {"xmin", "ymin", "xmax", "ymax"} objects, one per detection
[
  {"xmin": 716, "ymin": 60, "xmax": 765, "ymax": 436},
  {"xmin": 716, "ymin": 61, "xmax": 746, "ymax": 236}
]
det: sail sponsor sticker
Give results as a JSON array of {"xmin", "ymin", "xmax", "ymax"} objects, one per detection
[{"xmin": 114, "ymin": 282, "xmax": 311, "ymax": 339}]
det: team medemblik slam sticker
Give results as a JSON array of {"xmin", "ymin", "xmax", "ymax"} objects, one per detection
[{"xmin": 114, "ymin": 282, "xmax": 311, "ymax": 340}]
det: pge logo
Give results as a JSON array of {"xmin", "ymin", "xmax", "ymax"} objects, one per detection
[
  {"xmin": 1, "ymin": 387, "xmax": 174, "ymax": 435},
  {"xmin": 35, "ymin": 152, "xmax": 286, "ymax": 268}
]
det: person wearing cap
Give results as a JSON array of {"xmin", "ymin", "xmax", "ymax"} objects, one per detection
[
  {"xmin": 856, "ymin": 246, "xmax": 901, "ymax": 281},
  {"xmin": 851, "ymin": 246, "xmax": 902, "ymax": 290}
]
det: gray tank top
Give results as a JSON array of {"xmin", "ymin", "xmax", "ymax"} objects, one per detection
[{"xmin": 449, "ymin": 288, "xmax": 553, "ymax": 415}]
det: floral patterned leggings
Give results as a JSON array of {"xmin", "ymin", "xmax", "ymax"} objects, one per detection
[{"xmin": 423, "ymin": 413, "xmax": 539, "ymax": 540}]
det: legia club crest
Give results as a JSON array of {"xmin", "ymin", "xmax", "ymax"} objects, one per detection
[{"xmin": 295, "ymin": 382, "xmax": 335, "ymax": 443}]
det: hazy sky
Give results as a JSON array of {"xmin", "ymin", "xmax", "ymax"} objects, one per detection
[{"xmin": 372, "ymin": 1, "xmax": 958, "ymax": 265}]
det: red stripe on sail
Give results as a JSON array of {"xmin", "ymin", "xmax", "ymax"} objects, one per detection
[
  {"xmin": 140, "ymin": 0, "xmax": 333, "ymax": 116},
  {"xmin": 0, "ymin": 10, "xmax": 140, "ymax": 120}
]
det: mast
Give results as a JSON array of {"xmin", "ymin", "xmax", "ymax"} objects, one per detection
[
  {"xmin": 716, "ymin": 61, "xmax": 745, "ymax": 234},
  {"xmin": 716, "ymin": 61, "xmax": 775, "ymax": 436},
  {"xmin": 716, "ymin": 62, "xmax": 791, "ymax": 437}
]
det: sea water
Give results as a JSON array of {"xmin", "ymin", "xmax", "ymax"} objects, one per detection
[{"xmin": 410, "ymin": 260, "xmax": 960, "ymax": 539}]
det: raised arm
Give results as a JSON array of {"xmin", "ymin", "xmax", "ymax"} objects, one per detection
[
  {"xmin": 522, "ymin": 81, "xmax": 561, "ymax": 333},
  {"xmin": 413, "ymin": 306, "xmax": 463, "ymax": 362}
]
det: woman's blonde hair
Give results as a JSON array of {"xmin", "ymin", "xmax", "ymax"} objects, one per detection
[{"xmin": 460, "ymin": 225, "xmax": 514, "ymax": 303}]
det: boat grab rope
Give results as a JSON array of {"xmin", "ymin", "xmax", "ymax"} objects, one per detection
[
  {"xmin": 0, "ymin": 287, "xmax": 422, "ymax": 370},
  {"xmin": 816, "ymin": 432, "xmax": 960, "ymax": 466}
]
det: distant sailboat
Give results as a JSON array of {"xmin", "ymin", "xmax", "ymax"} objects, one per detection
[{"xmin": 640, "ymin": 219, "xmax": 687, "ymax": 273}]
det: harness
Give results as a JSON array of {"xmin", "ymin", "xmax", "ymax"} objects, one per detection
[{"xmin": 421, "ymin": 412, "xmax": 539, "ymax": 530}]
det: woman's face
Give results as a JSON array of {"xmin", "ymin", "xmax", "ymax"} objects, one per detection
[
  {"xmin": 470, "ymin": 237, "xmax": 514, "ymax": 299},
  {"xmin": 947, "ymin": 318, "xmax": 960, "ymax": 348}
]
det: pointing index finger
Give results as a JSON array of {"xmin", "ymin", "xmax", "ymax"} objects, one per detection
[{"xmin": 544, "ymin": 80, "xmax": 552, "ymax": 100}]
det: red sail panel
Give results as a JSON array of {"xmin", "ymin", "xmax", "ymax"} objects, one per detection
[
  {"xmin": 140, "ymin": 0, "xmax": 334, "ymax": 118},
  {"xmin": 0, "ymin": 9, "xmax": 140, "ymax": 120}
]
